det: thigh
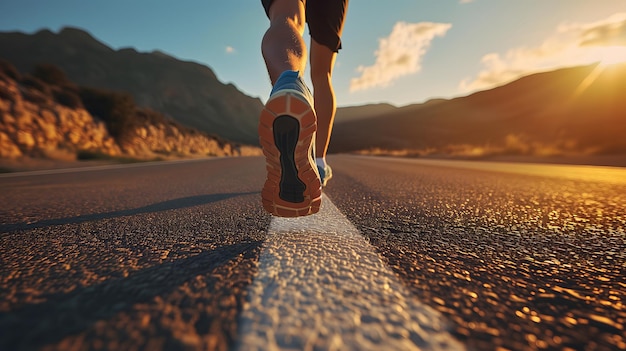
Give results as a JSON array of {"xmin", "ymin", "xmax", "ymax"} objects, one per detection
[{"xmin": 262, "ymin": 0, "xmax": 305, "ymax": 18}]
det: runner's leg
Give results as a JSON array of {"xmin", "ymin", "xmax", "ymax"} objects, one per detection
[
  {"xmin": 261, "ymin": 0, "xmax": 307, "ymax": 83},
  {"xmin": 309, "ymin": 39, "xmax": 338, "ymax": 160}
]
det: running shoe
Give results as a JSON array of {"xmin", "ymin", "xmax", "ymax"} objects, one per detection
[
  {"xmin": 317, "ymin": 163, "xmax": 333, "ymax": 187},
  {"xmin": 259, "ymin": 70, "xmax": 322, "ymax": 217}
]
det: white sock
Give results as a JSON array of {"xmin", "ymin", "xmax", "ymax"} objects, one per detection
[{"xmin": 315, "ymin": 157, "xmax": 326, "ymax": 169}]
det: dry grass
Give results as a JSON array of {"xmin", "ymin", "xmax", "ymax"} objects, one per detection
[{"xmin": 355, "ymin": 134, "xmax": 601, "ymax": 159}]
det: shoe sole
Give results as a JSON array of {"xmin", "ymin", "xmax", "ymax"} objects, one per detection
[{"xmin": 259, "ymin": 91, "xmax": 322, "ymax": 217}]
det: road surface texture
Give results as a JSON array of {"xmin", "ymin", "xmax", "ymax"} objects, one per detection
[{"xmin": 1, "ymin": 155, "xmax": 625, "ymax": 351}]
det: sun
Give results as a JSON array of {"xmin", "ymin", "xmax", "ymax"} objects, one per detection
[
  {"xmin": 597, "ymin": 46, "xmax": 626, "ymax": 66},
  {"xmin": 572, "ymin": 45, "xmax": 626, "ymax": 98}
]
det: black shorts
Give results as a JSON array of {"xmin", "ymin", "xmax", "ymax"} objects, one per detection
[{"xmin": 262, "ymin": 0, "xmax": 348, "ymax": 52}]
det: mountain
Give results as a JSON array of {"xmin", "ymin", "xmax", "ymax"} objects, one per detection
[
  {"xmin": 0, "ymin": 59, "xmax": 260, "ymax": 162},
  {"xmin": 2, "ymin": 27, "xmax": 624, "ymax": 160},
  {"xmin": 330, "ymin": 63, "xmax": 626, "ymax": 158},
  {"xmin": 334, "ymin": 103, "xmax": 398, "ymax": 123},
  {"xmin": 0, "ymin": 27, "xmax": 262, "ymax": 145}
]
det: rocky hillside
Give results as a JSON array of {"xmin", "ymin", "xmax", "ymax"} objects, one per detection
[
  {"xmin": 0, "ymin": 60, "xmax": 260, "ymax": 161},
  {"xmin": 0, "ymin": 27, "xmax": 263, "ymax": 145}
]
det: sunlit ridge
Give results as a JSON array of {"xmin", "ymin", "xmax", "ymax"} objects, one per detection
[{"xmin": 572, "ymin": 49, "xmax": 626, "ymax": 99}]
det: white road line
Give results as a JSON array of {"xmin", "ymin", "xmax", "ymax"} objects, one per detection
[{"xmin": 236, "ymin": 194, "xmax": 465, "ymax": 351}]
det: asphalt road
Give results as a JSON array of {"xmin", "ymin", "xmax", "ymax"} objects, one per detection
[{"xmin": 1, "ymin": 155, "xmax": 625, "ymax": 351}]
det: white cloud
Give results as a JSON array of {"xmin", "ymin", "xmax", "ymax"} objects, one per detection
[
  {"xmin": 459, "ymin": 0, "xmax": 474, "ymax": 4},
  {"xmin": 460, "ymin": 13, "xmax": 626, "ymax": 93},
  {"xmin": 350, "ymin": 21, "xmax": 452, "ymax": 92},
  {"xmin": 225, "ymin": 46, "xmax": 236, "ymax": 54}
]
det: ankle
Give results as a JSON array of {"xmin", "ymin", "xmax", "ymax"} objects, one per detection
[{"xmin": 315, "ymin": 157, "xmax": 326, "ymax": 168}]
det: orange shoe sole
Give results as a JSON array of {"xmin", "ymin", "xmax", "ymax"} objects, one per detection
[{"xmin": 259, "ymin": 91, "xmax": 322, "ymax": 217}]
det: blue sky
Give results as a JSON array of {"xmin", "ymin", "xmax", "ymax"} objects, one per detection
[{"xmin": 1, "ymin": 0, "xmax": 625, "ymax": 107}]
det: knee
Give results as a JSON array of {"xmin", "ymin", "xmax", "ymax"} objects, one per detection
[{"xmin": 268, "ymin": 0, "xmax": 306, "ymax": 33}]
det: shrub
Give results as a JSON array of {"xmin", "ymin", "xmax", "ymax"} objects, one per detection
[
  {"xmin": 21, "ymin": 89, "xmax": 51, "ymax": 105},
  {"xmin": 76, "ymin": 150, "xmax": 113, "ymax": 160},
  {"xmin": 136, "ymin": 108, "xmax": 168, "ymax": 125},
  {"xmin": 20, "ymin": 75, "xmax": 52, "ymax": 96},
  {"xmin": 79, "ymin": 87, "xmax": 137, "ymax": 138},
  {"xmin": 32, "ymin": 63, "xmax": 71, "ymax": 88},
  {"xmin": 53, "ymin": 89, "xmax": 83, "ymax": 109},
  {"xmin": 76, "ymin": 150, "xmax": 141, "ymax": 163},
  {"xmin": 0, "ymin": 84, "xmax": 13, "ymax": 101},
  {"xmin": 0, "ymin": 59, "xmax": 21, "ymax": 81}
]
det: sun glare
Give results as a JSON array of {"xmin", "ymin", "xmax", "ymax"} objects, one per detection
[
  {"xmin": 572, "ymin": 45, "xmax": 626, "ymax": 99},
  {"xmin": 597, "ymin": 46, "xmax": 626, "ymax": 66}
]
